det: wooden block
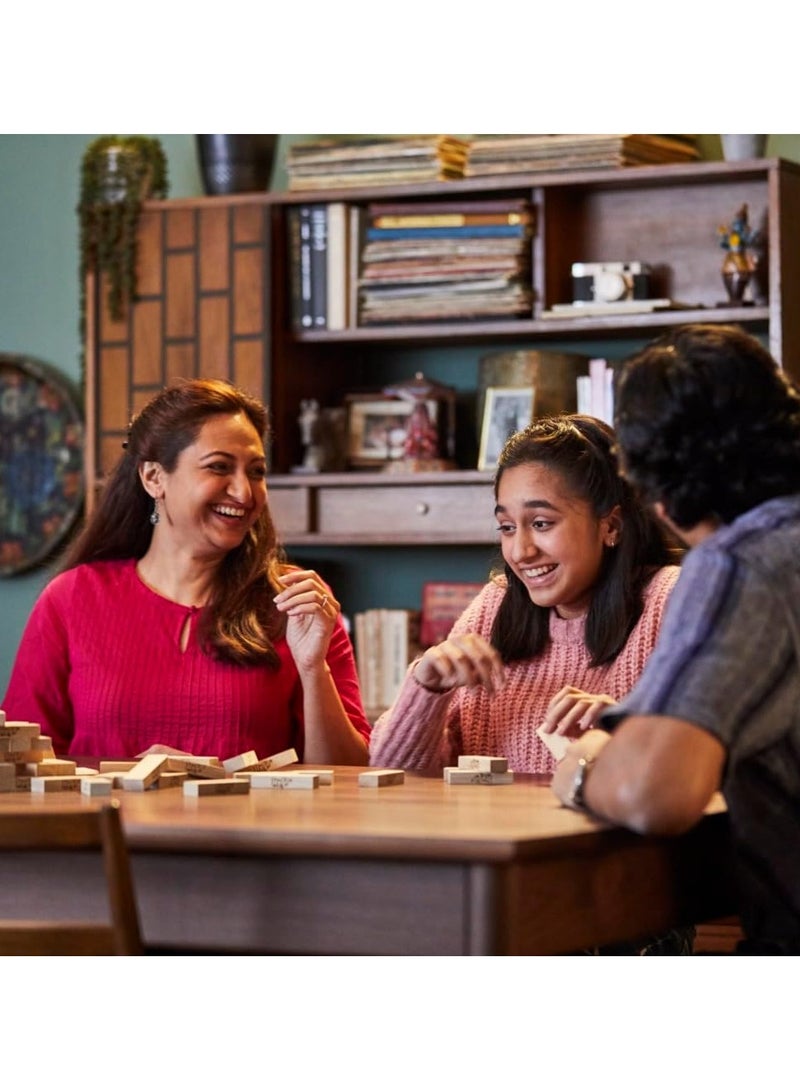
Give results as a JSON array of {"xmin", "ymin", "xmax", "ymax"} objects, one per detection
[
  {"xmin": 99, "ymin": 760, "xmax": 138, "ymax": 773},
  {"xmin": 293, "ymin": 768, "xmax": 334, "ymax": 785},
  {"xmin": 154, "ymin": 771, "xmax": 187, "ymax": 789},
  {"xmin": 25, "ymin": 758, "xmax": 77, "ymax": 776},
  {"xmin": 253, "ymin": 747, "xmax": 299, "ymax": 771},
  {"xmin": 0, "ymin": 709, "xmax": 4, "ymax": 726},
  {"xmin": 0, "ymin": 720, "xmax": 40, "ymax": 740},
  {"xmin": 173, "ymin": 758, "xmax": 229, "ymax": 779},
  {"xmin": 165, "ymin": 755, "xmax": 221, "ymax": 773},
  {"xmin": 444, "ymin": 767, "xmax": 515, "ymax": 785},
  {"xmin": 81, "ymin": 776, "xmax": 112, "ymax": 797},
  {"xmin": 248, "ymin": 771, "xmax": 320, "ymax": 790},
  {"xmin": 221, "ymin": 750, "xmax": 259, "ymax": 774},
  {"xmin": 75, "ymin": 766, "xmax": 99, "ymax": 776},
  {"xmin": 535, "ymin": 724, "xmax": 570, "ymax": 761},
  {"xmin": 457, "ymin": 755, "xmax": 509, "ymax": 773},
  {"xmin": 121, "ymin": 753, "xmax": 169, "ymax": 791},
  {"xmin": 30, "ymin": 775, "xmax": 83, "ymax": 793},
  {"xmin": 103, "ymin": 772, "xmax": 130, "ymax": 788},
  {"xmin": 15, "ymin": 776, "xmax": 31, "ymax": 791},
  {"xmin": 182, "ymin": 778, "xmax": 250, "ymax": 797},
  {"xmin": 358, "ymin": 769, "xmax": 405, "ymax": 788},
  {"xmin": 0, "ymin": 730, "xmax": 51, "ymax": 756},
  {"xmin": 0, "ymin": 763, "xmax": 14, "ymax": 792}
]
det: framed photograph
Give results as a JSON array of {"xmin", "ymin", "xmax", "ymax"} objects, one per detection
[
  {"xmin": 346, "ymin": 395, "xmax": 438, "ymax": 467},
  {"xmin": 477, "ymin": 386, "xmax": 535, "ymax": 471}
]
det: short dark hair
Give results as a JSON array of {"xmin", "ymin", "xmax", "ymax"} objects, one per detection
[
  {"xmin": 615, "ymin": 324, "xmax": 800, "ymax": 528},
  {"xmin": 490, "ymin": 414, "xmax": 682, "ymax": 667}
]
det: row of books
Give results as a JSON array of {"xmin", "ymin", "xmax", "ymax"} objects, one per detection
[
  {"xmin": 288, "ymin": 197, "xmax": 535, "ymax": 330},
  {"xmin": 285, "ymin": 135, "xmax": 699, "ymax": 191},
  {"xmin": 353, "ymin": 608, "xmax": 421, "ymax": 714},
  {"xmin": 576, "ymin": 357, "xmax": 615, "ymax": 427}
]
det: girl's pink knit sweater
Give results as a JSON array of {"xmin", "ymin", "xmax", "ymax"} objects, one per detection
[{"xmin": 369, "ymin": 566, "xmax": 680, "ymax": 774}]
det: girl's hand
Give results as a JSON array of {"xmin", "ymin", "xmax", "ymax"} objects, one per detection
[
  {"xmin": 539, "ymin": 685, "xmax": 617, "ymax": 739},
  {"xmin": 273, "ymin": 569, "xmax": 339, "ymax": 672},
  {"xmin": 413, "ymin": 632, "xmax": 505, "ymax": 695}
]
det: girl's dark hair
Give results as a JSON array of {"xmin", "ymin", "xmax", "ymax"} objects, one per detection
[
  {"xmin": 615, "ymin": 324, "xmax": 800, "ymax": 528},
  {"xmin": 490, "ymin": 414, "xmax": 683, "ymax": 667},
  {"xmin": 62, "ymin": 378, "xmax": 287, "ymax": 667}
]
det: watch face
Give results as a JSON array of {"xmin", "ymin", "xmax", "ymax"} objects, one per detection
[{"xmin": 0, "ymin": 354, "xmax": 85, "ymax": 576}]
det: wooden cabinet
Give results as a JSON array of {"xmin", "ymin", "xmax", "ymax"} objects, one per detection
[{"xmin": 85, "ymin": 157, "xmax": 800, "ymax": 564}]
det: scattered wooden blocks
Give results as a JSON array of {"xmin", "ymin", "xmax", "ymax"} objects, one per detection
[
  {"xmin": 444, "ymin": 767, "xmax": 514, "ymax": 785},
  {"xmin": 248, "ymin": 771, "xmax": 320, "ymax": 790},
  {"xmin": 182, "ymin": 778, "xmax": 250, "ymax": 798},
  {"xmin": 358, "ymin": 769, "xmax": 405, "ymax": 788},
  {"xmin": 457, "ymin": 755, "xmax": 509, "ymax": 773}
]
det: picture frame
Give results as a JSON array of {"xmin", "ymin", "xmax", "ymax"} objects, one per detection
[
  {"xmin": 477, "ymin": 386, "xmax": 535, "ymax": 471},
  {"xmin": 346, "ymin": 394, "xmax": 438, "ymax": 467}
]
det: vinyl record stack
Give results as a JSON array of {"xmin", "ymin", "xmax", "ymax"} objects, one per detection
[
  {"xmin": 464, "ymin": 134, "xmax": 699, "ymax": 176},
  {"xmin": 285, "ymin": 136, "xmax": 469, "ymax": 191},
  {"xmin": 358, "ymin": 197, "xmax": 535, "ymax": 324}
]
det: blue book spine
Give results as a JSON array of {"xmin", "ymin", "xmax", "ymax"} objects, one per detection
[{"xmin": 365, "ymin": 224, "xmax": 526, "ymax": 240}]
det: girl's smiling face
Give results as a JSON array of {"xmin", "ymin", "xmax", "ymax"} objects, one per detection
[{"xmin": 495, "ymin": 462, "xmax": 620, "ymax": 619}]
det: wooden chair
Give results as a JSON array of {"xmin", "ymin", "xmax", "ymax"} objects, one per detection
[{"xmin": 0, "ymin": 800, "xmax": 143, "ymax": 955}]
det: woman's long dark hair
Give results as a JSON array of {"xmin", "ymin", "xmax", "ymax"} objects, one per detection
[
  {"xmin": 62, "ymin": 378, "xmax": 287, "ymax": 667},
  {"xmin": 490, "ymin": 414, "xmax": 683, "ymax": 667}
]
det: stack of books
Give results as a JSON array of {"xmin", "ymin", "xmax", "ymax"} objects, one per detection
[
  {"xmin": 285, "ymin": 136, "xmax": 469, "ymax": 191},
  {"xmin": 576, "ymin": 357, "xmax": 615, "ymax": 426},
  {"xmin": 358, "ymin": 198, "xmax": 535, "ymax": 325},
  {"xmin": 464, "ymin": 134, "xmax": 699, "ymax": 177},
  {"xmin": 353, "ymin": 608, "xmax": 421, "ymax": 716}
]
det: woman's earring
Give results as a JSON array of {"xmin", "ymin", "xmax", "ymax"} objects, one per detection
[{"xmin": 150, "ymin": 499, "xmax": 160, "ymax": 526}]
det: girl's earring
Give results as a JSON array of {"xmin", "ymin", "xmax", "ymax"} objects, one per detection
[{"xmin": 150, "ymin": 498, "xmax": 160, "ymax": 526}]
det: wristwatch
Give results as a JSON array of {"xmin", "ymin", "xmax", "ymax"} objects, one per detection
[{"xmin": 567, "ymin": 755, "xmax": 596, "ymax": 812}]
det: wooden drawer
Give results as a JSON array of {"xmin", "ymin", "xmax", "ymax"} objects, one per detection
[
  {"xmin": 268, "ymin": 484, "xmax": 311, "ymax": 535},
  {"xmin": 318, "ymin": 483, "xmax": 495, "ymax": 542}
]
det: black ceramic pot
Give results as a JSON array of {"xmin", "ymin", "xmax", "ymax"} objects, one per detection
[{"xmin": 196, "ymin": 134, "xmax": 278, "ymax": 195}]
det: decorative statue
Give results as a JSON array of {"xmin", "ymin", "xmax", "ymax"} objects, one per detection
[{"xmin": 297, "ymin": 398, "xmax": 322, "ymax": 472}]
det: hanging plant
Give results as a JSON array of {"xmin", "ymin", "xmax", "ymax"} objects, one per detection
[{"xmin": 78, "ymin": 135, "xmax": 169, "ymax": 368}]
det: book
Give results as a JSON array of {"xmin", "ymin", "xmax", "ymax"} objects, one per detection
[
  {"xmin": 326, "ymin": 202, "xmax": 349, "ymax": 331},
  {"xmin": 365, "ymin": 224, "xmax": 529, "ymax": 240},
  {"xmin": 420, "ymin": 582, "xmax": 484, "ymax": 647},
  {"xmin": 286, "ymin": 136, "xmax": 470, "ymax": 191},
  {"xmin": 366, "ymin": 198, "xmax": 533, "ymax": 218},
  {"xmin": 296, "ymin": 206, "xmax": 313, "ymax": 329},
  {"xmin": 354, "ymin": 607, "xmax": 421, "ymax": 714},
  {"xmin": 347, "ymin": 205, "xmax": 363, "ymax": 328},
  {"xmin": 309, "ymin": 204, "xmax": 327, "ymax": 328},
  {"xmin": 371, "ymin": 212, "xmax": 533, "ymax": 229}
]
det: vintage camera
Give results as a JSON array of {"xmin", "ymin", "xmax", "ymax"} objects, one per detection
[{"xmin": 572, "ymin": 261, "xmax": 651, "ymax": 304}]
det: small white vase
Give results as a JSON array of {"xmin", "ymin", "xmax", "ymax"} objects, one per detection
[{"xmin": 721, "ymin": 135, "xmax": 767, "ymax": 161}]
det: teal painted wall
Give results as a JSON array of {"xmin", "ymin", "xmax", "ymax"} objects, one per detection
[{"xmin": 1, "ymin": 134, "xmax": 799, "ymax": 692}]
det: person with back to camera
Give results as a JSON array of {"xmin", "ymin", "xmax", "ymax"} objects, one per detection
[
  {"xmin": 2, "ymin": 378, "xmax": 370, "ymax": 764},
  {"xmin": 370, "ymin": 413, "xmax": 683, "ymax": 779},
  {"xmin": 549, "ymin": 324, "xmax": 800, "ymax": 955}
]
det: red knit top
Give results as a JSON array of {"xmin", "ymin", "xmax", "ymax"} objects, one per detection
[
  {"xmin": 2, "ymin": 558, "xmax": 371, "ymax": 760},
  {"xmin": 369, "ymin": 566, "xmax": 680, "ymax": 774}
]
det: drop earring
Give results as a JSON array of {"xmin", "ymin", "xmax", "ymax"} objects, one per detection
[{"xmin": 150, "ymin": 499, "xmax": 160, "ymax": 526}]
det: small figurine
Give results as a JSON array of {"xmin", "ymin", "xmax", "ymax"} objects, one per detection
[
  {"xmin": 297, "ymin": 398, "xmax": 322, "ymax": 472},
  {"xmin": 718, "ymin": 203, "xmax": 762, "ymax": 305}
]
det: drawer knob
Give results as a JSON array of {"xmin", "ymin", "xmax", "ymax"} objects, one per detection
[{"xmin": 416, "ymin": 502, "xmax": 430, "ymax": 516}]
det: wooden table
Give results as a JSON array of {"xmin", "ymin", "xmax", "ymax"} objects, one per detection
[{"xmin": 0, "ymin": 768, "xmax": 735, "ymax": 955}]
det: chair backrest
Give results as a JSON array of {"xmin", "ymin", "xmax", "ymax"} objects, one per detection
[{"xmin": 0, "ymin": 800, "xmax": 143, "ymax": 955}]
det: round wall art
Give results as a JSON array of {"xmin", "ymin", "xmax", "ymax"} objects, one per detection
[{"xmin": 0, "ymin": 354, "xmax": 85, "ymax": 577}]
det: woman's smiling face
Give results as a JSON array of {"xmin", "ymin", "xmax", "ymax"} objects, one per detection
[{"xmin": 495, "ymin": 461, "xmax": 619, "ymax": 619}]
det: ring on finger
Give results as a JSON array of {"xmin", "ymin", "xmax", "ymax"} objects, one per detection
[{"xmin": 320, "ymin": 594, "xmax": 328, "ymax": 610}]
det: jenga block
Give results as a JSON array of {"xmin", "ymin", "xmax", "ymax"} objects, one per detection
[
  {"xmin": 248, "ymin": 771, "xmax": 320, "ymax": 790},
  {"xmin": 0, "ymin": 729, "xmax": 50, "ymax": 756},
  {"xmin": 172, "ymin": 758, "xmax": 228, "ymax": 779},
  {"xmin": 182, "ymin": 778, "xmax": 250, "ymax": 797},
  {"xmin": 15, "ymin": 776, "xmax": 31, "ymax": 792},
  {"xmin": 221, "ymin": 750, "xmax": 259, "ymax": 774},
  {"xmin": 99, "ymin": 761, "xmax": 138, "ymax": 773},
  {"xmin": 358, "ymin": 769, "xmax": 405, "ymax": 788},
  {"xmin": 0, "ymin": 763, "xmax": 14, "ymax": 792},
  {"xmin": 154, "ymin": 771, "xmax": 187, "ymax": 789},
  {"xmin": 81, "ymin": 776, "xmax": 112, "ymax": 797},
  {"xmin": 25, "ymin": 758, "xmax": 77, "ymax": 777},
  {"xmin": 0, "ymin": 720, "xmax": 40, "ymax": 740},
  {"xmin": 121, "ymin": 753, "xmax": 169, "ymax": 791},
  {"xmin": 444, "ymin": 767, "xmax": 515, "ymax": 785},
  {"xmin": 75, "ymin": 767, "xmax": 99, "ymax": 776},
  {"xmin": 292, "ymin": 768, "xmax": 334, "ymax": 785},
  {"xmin": 0, "ymin": 709, "xmax": 5, "ymax": 726},
  {"xmin": 165, "ymin": 755, "xmax": 221, "ymax": 773},
  {"xmin": 457, "ymin": 755, "xmax": 509, "ymax": 773},
  {"xmin": 30, "ymin": 775, "xmax": 83, "ymax": 793},
  {"xmin": 238, "ymin": 747, "xmax": 301, "ymax": 773}
]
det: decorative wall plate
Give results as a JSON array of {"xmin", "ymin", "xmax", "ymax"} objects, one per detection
[{"xmin": 0, "ymin": 354, "xmax": 85, "ymax": 576}]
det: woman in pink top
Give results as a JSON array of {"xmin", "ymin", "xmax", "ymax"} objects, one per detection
[
  {"xmin": 370, "ymin": 414, "xmax": 683, "ymax": 777},
  {"xmin": 3, "ymin": 379, "xmax": 370, "ymax": 763}
]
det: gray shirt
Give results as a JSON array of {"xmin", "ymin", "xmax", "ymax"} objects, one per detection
[{"xmin": 602, "ymin": 494, "xmax": 800, "ymax": 951}]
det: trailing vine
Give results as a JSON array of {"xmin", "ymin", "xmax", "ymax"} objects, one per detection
[{"xmin": 78, "ymin": 136, "xmax": 169, "ymax": 377}]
